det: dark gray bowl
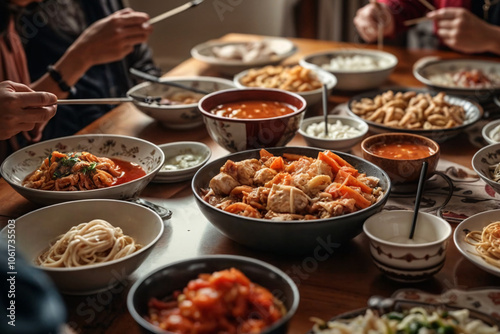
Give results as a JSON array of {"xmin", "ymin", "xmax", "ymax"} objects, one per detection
[
  {"xmin": 127, "ymin": 255, "xmax": 299, "ymax": 334},
  {"xmin": 192, "ymin": 147, "xmax": 391, "ymax": 254}
]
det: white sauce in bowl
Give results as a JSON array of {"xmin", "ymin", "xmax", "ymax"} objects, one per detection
[
  {"xmin": 162, "ymin": 152, "xmax": 205, "ymax": 171},
  {"xmin": 321, "ymin": 55, "xmax": 392, "ymax": 71},
  {"xmin": 305, "ymin": 120, "xmax": 362, "ymax": 139},
  {"xmin": 489, "ymin": 124, "xmax": 500, "ymax": 142}
]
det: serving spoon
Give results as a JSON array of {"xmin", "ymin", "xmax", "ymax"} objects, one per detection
[{"xmin": 129, "ymin": 68, "xmax": 210, "ymax": 95}]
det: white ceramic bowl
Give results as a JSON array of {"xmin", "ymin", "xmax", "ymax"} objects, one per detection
[
  {"xmin": 127, "ymin": 76, "xmax": 235, "ymax": 129},
  {"xmin": 299, "ymin": 49, "xmax": 397, "ymax": 91},
  {"xmin": 472, "ymin": 142, "xmax": 500, "ymax": 195},
  {"xmin": 153, "ymin": 141, "xmax": 211, "ymax": 183},
  {"xmin": 363, "ymin": 210, "xmax": 452, "ymax": 282},
  {"xmin": 190, "ymin": 37, "xmax": 297, "ymax": 76},
  {"xmin": 298, "ymin": 115, "xmax": 368, "ymax": 152},
  {"xmin": 233, "ymin": 66, "xmax": 337, "ymax": 106},
  {"xmin": 0, "ymin": 199, "xmax": 164, "ymax": 295},
  {"xmin": 482, "ymin": 119, "xmax": 500, "ymax": 145},
  {"xmin": 0, "ymin": 134, "xmax": 164, "ymax": 205},
  {"xmin": 454, "ymin": 209, "xmax": 500, "ymax": 278}
]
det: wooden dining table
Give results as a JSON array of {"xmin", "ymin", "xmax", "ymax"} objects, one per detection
[{"xmin": 1, "ymin": 33, "xmax": 499, "ymax": 334}]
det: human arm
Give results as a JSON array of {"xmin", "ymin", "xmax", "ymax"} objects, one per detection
[
  {"xmin": 0, "ymin": 81, "xmax": 57, "ymax": 141},
  {"xmin": 427, "ymin": 7, "xmax": 500, "ymax": 55},
  {"xmin": 30, "ymin": 8, "xmax": 153, "ymax": 98}
]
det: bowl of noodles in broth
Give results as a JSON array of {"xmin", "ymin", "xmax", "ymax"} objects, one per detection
[
  {"xmin": 192, "ymin": 146, "xmax": 391, "ymax": 254},
  {"xmin": 0, "ymin": 199, "xmax": 164, "ymax": 294},
  {"xmin": 0, "ymin": 134, "xmax": 164, "ymax": 205}
]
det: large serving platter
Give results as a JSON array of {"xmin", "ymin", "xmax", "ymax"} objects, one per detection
[
  {"xmin": 346, "ymin": 87, "xmax": 483, "ymax": 143},
  {"xmin": 454, "ymin": 209, "xmax": 500, "ymax": 278}
]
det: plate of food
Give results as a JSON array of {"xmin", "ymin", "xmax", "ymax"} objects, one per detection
[
  {"xmin": 346, "ymin": 87, "xmax": 483, "ymax": 143},
  {"xmin": 309, "ymin": 299, "xmax": 500, "ymax": 333},
  {"xmin": 454, "ymin": 209, "xmax": 500, "ymax": 278},
  {"xmin": 413, "ymin": 57, "xmax": 500, "ymax": 100}
]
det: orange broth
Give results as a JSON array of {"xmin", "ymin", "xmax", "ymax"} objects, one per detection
[
  {"xmin": 370, "ymin": 142, "xmax": 435, "ymax": 160},
  {"xmin": 112, "ymin": 158, "xmax": 146, "ymax": 185},
  {"xmin": 212, "ymin": 100, "xmax": 296, "ymax": 119}
]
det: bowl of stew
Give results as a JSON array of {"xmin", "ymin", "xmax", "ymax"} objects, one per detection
[
  {"xmin": 198, "ymin": 88, "xmax": 307, "ymax": 152},
  {"xmin": 361, "ymin": 133, "xmax": 440, "ymax": 186},
  {"xmin": 0, "ymin": 134, "xmax": 164, "ymax": 205},
  {"xmin": 127, "ymin": 254, "xmax": 299, "ymax": 334}
]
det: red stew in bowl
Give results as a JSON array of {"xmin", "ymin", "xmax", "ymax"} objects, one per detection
[
  {"xmin": 211, "ymin": 100, "xmax": 296, "ymax": 119},
  {"xmin": 369, "ymin": 142, "xmax": 436, "ymax": 160}
]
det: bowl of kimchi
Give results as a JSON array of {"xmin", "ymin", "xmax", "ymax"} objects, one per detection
[
  {"xmin": 0, "ymin": 134, "xmax": 164, "ymax": 205},
  {"xmin": 192, "ymin": 146, "xmax": 391, "ymax": 254},
  {"xmin": 127, "ymin": 254, "xmax": 299, "ymax": 334}
]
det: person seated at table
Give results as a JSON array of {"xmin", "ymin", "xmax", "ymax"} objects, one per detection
[
  {"xmin": 1, "ymin": 0, "xmax": 160, "ymax": 142},
  {"xmin": 353, "ymin": 0, "xmax": 500, "ymax": 55}
]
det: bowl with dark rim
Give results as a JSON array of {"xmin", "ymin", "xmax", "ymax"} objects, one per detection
[
  {"xmin": 472, "ymin": 142, "xmax": 500, "ymax": 196},
  {"xmin": 198, "ymin": 88, "xmax": 307, "ymax": 153},
  {"xmin": 127, "ymin": 254, "xmax": 300, "ymax": 334},
  {"xmin": 191, "ymin": 146, "xmax": 391, "ymax": 254}
]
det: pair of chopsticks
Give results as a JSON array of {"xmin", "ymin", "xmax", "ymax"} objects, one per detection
[
  {"xmin": 148, "ymin": 0, "xmax": 204, "ymax": 25},
  {"xmin": 369, "ymin": 0, "xmax": 384, "ymax": 49},
  {"xmin": 404, "ymin": 0, "xmax": 435, "ymax": 26}
]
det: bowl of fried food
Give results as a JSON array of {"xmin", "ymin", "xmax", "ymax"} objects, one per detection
[
  {"xmin": 234, "ymin": 64, "xmax": 337, "ymax": 106},
  {"xmin": 127, "ymin": 76, "xmax": 235, "ymax": 129},
  {"xmin": 347, "ymin": 88, "xmax": 483, "ymax": 143},
  {"xmin": 192, "ymin": 146, "xmax": 391, "ymax": 254},
  {"xmin": 191, "ymin": 37, "xmax": 297, "ymax": 75},
  {"xmin": 0, "ymin": 134, "xmax": 164, "ymax": 205},
  {"xmin": 198, "ymin": 88, "xmax": 307, "ymax": 152},
  {"xmin": 300, "ymin": 48, "xmax": 398, "ymax": 91},
  {"xmin": 0, "ymin": 199, "xmax": 164, "ymax": 295},
  {"xmin": 127, "ymin": 254, "xmax": 299, "ymax": 334}
]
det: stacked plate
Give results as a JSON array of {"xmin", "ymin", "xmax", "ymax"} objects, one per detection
[{"xmin": 153, "ymin": 142, "xmax": 211, "ymax": 183}]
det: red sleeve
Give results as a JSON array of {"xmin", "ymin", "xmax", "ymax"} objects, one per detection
[{"xmin": 377, "ymin": 0, "xmax": 433, "ymax": 37}]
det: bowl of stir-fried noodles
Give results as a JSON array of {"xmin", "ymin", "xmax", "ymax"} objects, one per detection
[
  {"xmin": 192, "ymin": 146, "xmax": 391, "ymax": 254},
  {"xmin": 0, "ymin": 134, "xmax": 164, "ymax": 205}
]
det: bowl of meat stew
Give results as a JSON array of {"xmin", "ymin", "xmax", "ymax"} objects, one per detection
[{"xmin": 192, "ymin": 146, "xmax": 391, "ymax": 254}]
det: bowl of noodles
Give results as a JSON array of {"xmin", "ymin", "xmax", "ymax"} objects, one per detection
[
  {"xmin": 192, "ymin": 146, "xmax": 391, "ymax": 254},
  {"xmin": 0, "ymin": 199, "xmax": 164, "ymax": 294},
  {"xmin": 0, "ymin": 134, "xmax": 164, "ymax": 205}
]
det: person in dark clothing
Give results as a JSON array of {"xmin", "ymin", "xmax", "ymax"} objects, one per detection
[
  {"xmin": 17, "ymin": 0, "xmax": 161, "ymax": 139},
  {"xmin": 353, "ymin": 0, "xmax": 500, "ymax": 55}
]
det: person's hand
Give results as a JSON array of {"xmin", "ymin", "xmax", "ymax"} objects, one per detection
[
  {"xmin": 428, "ymin": 7, "xmax": 497, "ymax": 54},
  {"xmin": 354, "ymin": 2, "xmax": 394, "ymax": 43},
  {"xmin": 0, "ymin": 81, "xmax": 57, "ymax": 141},
  {"xmin": 71, "ymin": 8, "xmax": 153, "ymax": 68}
]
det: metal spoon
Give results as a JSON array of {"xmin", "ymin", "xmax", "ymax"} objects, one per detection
[
  {"xmin": 128, "ymin": 198, "xmax": 173, "ymax": 220},
  {"xmin": 129, "ymin": 68, "xmax": 210, "ymax": 95}
]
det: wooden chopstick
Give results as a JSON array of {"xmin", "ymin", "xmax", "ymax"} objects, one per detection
[
  {"xmin": 404, "ymin": 16, "xmax": 432, "ymax": 26},
  {"xmin": 418, "ymin": 0, "xmax": 436, "ymax": 11},
  {"xmin": 148, "ymin": 0, "xmax": 204, "ymax": 25},
  {"xmin": 369, "ymin": 0, "xmax": 384, "ymax": 49}
]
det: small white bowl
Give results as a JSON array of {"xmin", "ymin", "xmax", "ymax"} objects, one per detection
[
  {"xmin": 0, "ymin": 134, "xmax": 164, "ymax": 205},
  {"xmin": 298, "ymin": 115, "xmax": 368, "ymax": 152},
  {"xmin": 0, "ymin": 199, "xmax": 164, "ymax": 295},
  {"xmin": 190, "ymin": 38, "xmax": 297, "ymax": 76},
  {"xmin": 472, "ymin": 142, "xmax": 500, "ymax": 195},
  {"xmin": 300, "ymin": 49, "xmax": 397, "ymax": 91},
  {"xmin": 482, "ymin": 119, "xmax": 500, "ymax": 145},
  {"xmin": 127, "ymin": 76, "xmax": 235, "ymax": 130},
  {"xmin": 233, "ymin": 66, "xmax": 337, "ymax": 106},
  {"xmin": 363, "ymin": 210, "xmax": 452, "ymax": 283},
  {"xmin": 154, "ymin": 141, "xmax": 211, "ymax": 183}
]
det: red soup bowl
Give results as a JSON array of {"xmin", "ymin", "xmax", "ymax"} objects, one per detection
[{"xmin": 198, "ymin": 88, "xmax": 307, "ymax": 152}]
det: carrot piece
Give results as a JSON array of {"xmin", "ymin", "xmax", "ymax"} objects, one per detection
[
  {"xmin": 318, "ymin": 151, "xmax": 341, "ymax": 173},
  {"xmin": 259, "ymin": 149, "xmax": 274, "ymax": 159},
  {"xmin": 269, "ymin": 156, "xmax": 285, "ymax": 171},
  {"xmin": 325, "ymin": 182, "xmax": 343, "ymax": 197},
  {"xmin": 324, "ymin": 150, "xmax": 354, "ymax": 168},
  {"xmin": 283, "ymin": 153, "xmax": 307, "ymax": 161},
  {"xmin": 336, "ymin": 171, "xmax": 372, "ymax": 194},
  {"xmin": 334, "ymin": 169, "xmax": 349, "ymax": 184},
  {"xmin": 338, "ymin": 185, "xmax": 372, "ymax": 209}
]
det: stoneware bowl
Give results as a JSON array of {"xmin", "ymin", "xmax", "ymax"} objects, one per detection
[
  {"xmin": 472, "ymin": 142, "xmax": 500, "ymax": 195},
  {"xmin": 192, "ymin": 146, "xmax": 391, "ymax": 254},
  {"xmin": 127, "ymin": 76, "xmax": 235, "ymax": 129},
  {"xmin": 299, "ymin": 48, "xmax": 398, "ymax": 91},
  {"xmin": 127, "ymin": 255, "xmax": 299, "ymax": 334},
  {"xmin": 233, "ymin": 66, "xmax": 337, "ymax": 106},
  {"xmin": 481, "ymin": 119, "xmax": 500, "ymax": 145},
  {"xmin": 361, "ymin": 133, "xmax": 440, "ymax": 186},
  {"xmin": 298, "ymin": 115, "xmax": 369, "ymax": 152},
  {"xmin": 190, "ymin": 37, "xmax": 297, "ymax": 76},
  {"xmin": 0, "ymin": 134, "xmax": 164, "ymax": 205},
  {"xmin": 198, "ymin": 88, "xmax": 307, "ymax": 152},
  {"xmin": 0, "ymin": 199, "xmax": 164, "ymax": 295},
  {"xmin": 153, "ymin": 141, "xmax": 211, "ymax": 183},
  {"xmin": 363, "ymin": 210, "xmax": 452, "ymax": 282}
]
